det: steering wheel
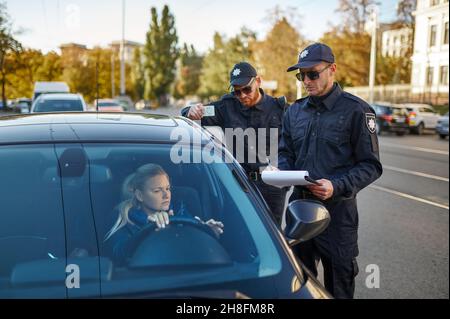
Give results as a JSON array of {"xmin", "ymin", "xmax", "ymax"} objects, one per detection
[{"xmin": 126, "ymin": 215, "xmax": 230, "ymax": 268}]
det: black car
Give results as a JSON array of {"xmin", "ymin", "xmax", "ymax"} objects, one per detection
[
  {"xmin": 0, "ymin": 112, "xmax": 331, "ymax": 299},
  {"xmin": 372, "ymin": 103, "xmax": 410, "ymax": 136}
]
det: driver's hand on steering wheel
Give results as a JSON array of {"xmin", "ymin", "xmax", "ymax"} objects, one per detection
[
  {"xmin": 147, "ymin": 210, "xmax": 174, "ymax": 229},
  {"xmin": 195, "ymin": 216, "xmax": 224, "ymax": 237}
]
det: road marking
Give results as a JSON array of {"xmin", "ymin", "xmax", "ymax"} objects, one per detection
[
  {"xmin": 383, "ymin": 165, "xmax": 449, "ymax": 182},
  {"xmin": 369, "ymin": 185, "xmax": 449, "ymax": 210},
  {"xmin": 381, "ymin": 143, "xmax": 449, "ymax": 155}
]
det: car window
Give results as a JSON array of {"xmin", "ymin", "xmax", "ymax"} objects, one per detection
[
  {"xmin": 34, "ymin": 99, "xmax": 83, "ymax": 112},
  {"xmin": 0, "ymin": 145, "xmax": 67, "ymax": 298},
  {"xmin": 421, "ymin": 107, "xmax": 435, "ymax": 113},
  {"xmin": 83, "ymin": 143, "xmax": 282, "ymax": 297}
]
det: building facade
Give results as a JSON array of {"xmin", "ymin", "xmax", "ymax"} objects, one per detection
[
  {"xmin": 381, "ymin": 24, "xmax": 413, "ymax": 57},
  {"xmin": 110, "ymin": 40, "xmax": 143, "ymax": 63},
  {"xmin": 411, "ymin": 0, "xmax": 449, "ymax": 104}
]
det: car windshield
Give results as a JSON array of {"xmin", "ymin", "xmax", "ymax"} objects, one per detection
[
  {"xmin": 98, "ymin": 102, "xmax": 120, "ymax": 107},
  {"xmin": 0, "ymin": 143, "xmax": 282, "ymax": 297},
  {"xmin": 34, "ymin": 99, "xmax": 83, "ymax": 112}
]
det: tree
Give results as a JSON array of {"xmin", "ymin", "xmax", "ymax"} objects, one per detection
[
  {"xmin": 257, "ymin": 17, "xmax": 305, "ymax": 101},
  {"xmin": 336, "ymin": 0, "xmax": 379, "ymax": 33},
  {"xmin": 144, "ymin": 5, "xmax": 179, "ymax": 105},
  {"xmin": 397, "ymin": 0, "xmax": 416, "ymax": 26},
  {"xmin": 0, "ymin": 1, "xmax": 21, "ymax": 107},
  {"xmin": 320, "ymin": 28, "xmax": 371, "ymax": 87},
  {"xmin": 198, "ymin": 30, "xmax": 254, "ymax": 100},
  {"xmin": 131, "ymin": 47, "xmax": 145, "ymax": 101},
  {"xmin": 173, "ymin": 43, "xmax": 203, "ymax": 99}
]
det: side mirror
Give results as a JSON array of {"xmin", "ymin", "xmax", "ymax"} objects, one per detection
[{"xmin": 283, "ymin": 199, "xmax": 330, "ymax": 246}]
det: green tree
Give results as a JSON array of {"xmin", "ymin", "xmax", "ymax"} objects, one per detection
[
  {"xmin": 173, "ymin": 43, "xmax": 203, "ymax": 99},
  {"xmin": 131, "ymin": 47, "xmax": 145, "ymax": 100},
  {"xmin": 198, "ymin": 30, "xmax": 253, "ymax": 100},
  {"xmin": 257, "ymin": 17, "xmax": 305, "ymax": 101},
  {"xmin": 144, "ymin": 5, "xmax": 179, "ymax": 105},
  {"xmin": 0, "ymin": 1, "xmax": 21, "ymax": 107}
]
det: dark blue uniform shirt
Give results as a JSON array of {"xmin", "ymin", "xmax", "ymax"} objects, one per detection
[
  {"xmin": 279, "ymin": 83, "xmax": 383, "ymax": 199},
  {"xmin": 181, "ymin": 90, "xmax": 286, "ymax": 173},
  {"xmin": 279, "ymin": 83, "xmax": 383, "ymax": 261}
]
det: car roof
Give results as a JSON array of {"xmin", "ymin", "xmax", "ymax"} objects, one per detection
[
  {"xmin": 34, "ymin": 82, "xmax": 70, "ymax": 92},
  {"xmin": 0, "ymin": 112, "xmax": 210, "ymax": 145},
  {"xmin": 36, "ymin": 93, "xmax": 83, "ymax": 100}
]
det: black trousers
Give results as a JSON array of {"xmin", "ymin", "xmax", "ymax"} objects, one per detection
[
  {"xmin": 293, "ymin": 240, "xmax": 359, "ymax": 299},
  {"xmin": 253, "ymin": 179, "xmax": 286, "ymax": 226},
  {"xmin": 290, "ymin": 187, "xmax": 360, "ymax": 299}
]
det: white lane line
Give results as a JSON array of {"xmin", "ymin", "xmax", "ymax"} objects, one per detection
[
  {"xmin": 369, "ymin": 185, "xmax": 449, "ymax": 210},
  {"xmin": 381, "ymin": 143, "xmax": 449, "ymax": 155},
  {"xmin": 383, "ymin": 165, "xmax": 449, "ymax": 182}
]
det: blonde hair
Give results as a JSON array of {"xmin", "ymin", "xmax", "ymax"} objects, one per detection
[{"xmin": 104, "ymin": 164, "xmax": 169, "ymax": 241}]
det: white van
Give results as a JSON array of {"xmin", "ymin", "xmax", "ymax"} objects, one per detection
[{"xmin": 33, "ymin": 82, "xmax": 70, "ymax": 101}]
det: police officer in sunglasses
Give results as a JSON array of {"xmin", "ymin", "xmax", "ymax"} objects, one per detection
[
  {"xmin": 278, "ymin": 43, "xmax": 383, "ymax": 299},
  {"xmin": 181, "ymin": 62, "xmax": 287, "ymax": 225}
]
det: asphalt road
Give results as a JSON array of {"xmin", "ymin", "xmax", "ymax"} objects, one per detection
[{"xmin": 355, "ymin": 132, "xmax": 449, "ymax": 299}]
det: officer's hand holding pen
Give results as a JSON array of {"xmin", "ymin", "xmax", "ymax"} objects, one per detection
[
  {"xmin": 187, "ymin": 103, "xmax": 205, "ymax": 120},
  {"xmin": 306, "ymin": 179, "xmax": 334, "ymax": 201}
]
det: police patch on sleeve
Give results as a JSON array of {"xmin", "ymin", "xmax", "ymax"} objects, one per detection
[{"xmin": 365, "ymin": 113, "xmax": 377, "ymax": 134}]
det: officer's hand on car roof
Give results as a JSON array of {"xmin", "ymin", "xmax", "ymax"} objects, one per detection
[{"xmin": 187, "ymin": 103, "xmax": 205, "ymax": 120}]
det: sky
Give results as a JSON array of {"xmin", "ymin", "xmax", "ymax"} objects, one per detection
[{"xmin": 5, "ymin": 0, "xmax": 400, "ymax": 54}]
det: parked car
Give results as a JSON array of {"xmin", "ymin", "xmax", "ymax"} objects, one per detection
[
  {"xmin": 372, "ymin": 103, "xmax": 410, "ymax": 136},
  {"xmin": 31, "ymin": 93, "xmax": 87, "ymax": 113},
  {"xmin": 403, "ymin": 103, "xmax": 441, "ymax": 135},
  {"xmin": 0, "ymin": 112, "xmax": 331, "ymax": 299},
  {"xmin": 10, "ymin": 98, "xmax": 32, "ymax": 114},
  {"xmin": 436, "ymin": 112, "xmax": 449, "ymax": 139},
  {"xmin": 113, "ymin": 95, "xmax": 133, "ymax": 111},
  {"xmin": 135, "ymin": 100, "xmax": 154, "ymax": 110},
  {"xmin": 95, "ymin": 99, "xmax": 124, "ymax": 112},
  {"xmin": 33, "ymin": 82, "xmax": 70, "ymax": 102}
]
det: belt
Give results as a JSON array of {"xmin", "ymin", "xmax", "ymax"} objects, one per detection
[{"xmin": 248, "ymin": 171, "xmax": 261, "ymax": 181}]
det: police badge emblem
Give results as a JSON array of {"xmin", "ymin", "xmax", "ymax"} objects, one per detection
[{"xmin": 366, "ymin": 113, "xmax": 377, "ymax": 134}]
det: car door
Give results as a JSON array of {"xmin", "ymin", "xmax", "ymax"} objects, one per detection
[
  {"xmin": 0, "ymin": 144, "xmax": 67, "ymax": 298},
  {"xmin": 420, "ymin": 107, "xmax": 438, "ymax": 128}
]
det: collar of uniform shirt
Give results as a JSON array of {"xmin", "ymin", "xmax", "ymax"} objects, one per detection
[{"xmin": 307, "ymin": 82, "xmax": 342, "ymax": 111}]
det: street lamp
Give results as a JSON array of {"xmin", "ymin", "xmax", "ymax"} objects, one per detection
[
  {"xmin": 366, "ymin": 5, "xmax": 379, "ymax": 104},
  {"xmin": 120, "ymin": 0, "xmax": 126, "ymax": 96}
]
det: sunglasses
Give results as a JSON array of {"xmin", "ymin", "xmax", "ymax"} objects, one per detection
[
  {"xmin": 296, "ymin": 64, "xmax": 332, "ymax": 82},
  {"xmin": 232, "ymin": 78, "xmax": 256, "ymax": 96}
]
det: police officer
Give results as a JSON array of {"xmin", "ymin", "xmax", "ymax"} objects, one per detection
[
  {"xmin": 278, "ymin": 43, "xmax": 383, "ymax": 299},
  {"xmin": 181, "ymin": 62, "xmax": 287, "ymax": 225}
]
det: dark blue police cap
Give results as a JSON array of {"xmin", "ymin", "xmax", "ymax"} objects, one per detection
[
  {"xmin": 287, "ymin": 43, "xmax": 335, "ymax": 72},
  {"xmin": 230, "ymin": 62, "xmax": 257, "ymax": 86}
]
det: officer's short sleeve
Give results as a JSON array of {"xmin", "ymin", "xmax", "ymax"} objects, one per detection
[{"xmin": 331, "ymin": 102, "xmax": 383, "ymax": 199}]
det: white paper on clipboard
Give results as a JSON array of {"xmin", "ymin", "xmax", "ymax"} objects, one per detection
[{"xmin": 261, "ymin": 170, "xmax": 315, "ymax": 188}]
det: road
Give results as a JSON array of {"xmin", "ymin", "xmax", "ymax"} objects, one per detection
[{"xmin": 151, "ymin": 107, "xmax": 449, "ymax": 299}]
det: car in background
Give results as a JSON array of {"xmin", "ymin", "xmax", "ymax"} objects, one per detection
[
  {"xmin": 95, "ymin": 99, "xmax": 124, "ymax": 112},
  {"xmin": 113, "ymin": 95, "xmax": 133, "ymax": 111},
  {"xmin": 403, "ymin": 103, "xmax": 441, "ymax": 135},
  {"xmin": 436, "ymin": 112, "xmax": 449, "ymax": 139},
  {"xmin": 135, "ymin": 100, "xmax": 154, "ymax": 110},
  {"xmin": 0, "ymin": 112, "xmax": 331, "ymax": 299},
  {"xmin": 33, "ymin": 82, "xmax": 70, "ymax": 102},
  {"xmin": 372, "ymin": 102, "xmax": 410, "ymax": 136},
  {"xmin": 31, "ymin": 93, "xmax": 87, "ymax": 113},
  {"xmin": 11, "ymin": 98, "xmax": 32, "ymax": 114}
]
